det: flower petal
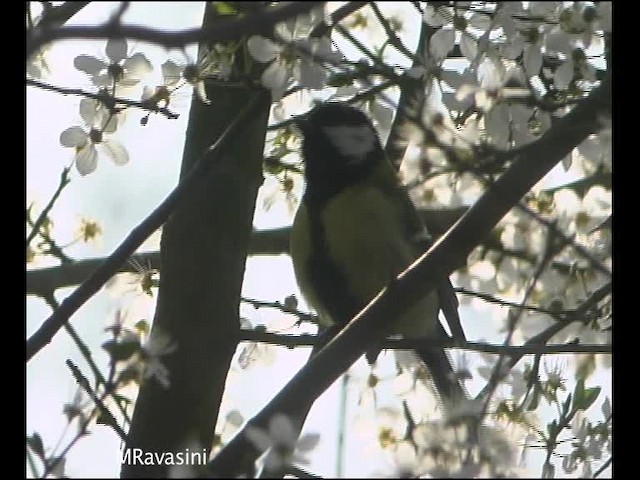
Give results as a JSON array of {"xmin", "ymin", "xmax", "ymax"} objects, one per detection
[
  {"xmin": 502, "ymin": 35, "xmax": 524, "ymax": 60},
  {"xmin": 523, "ymin": 42, "xmax": 542, "ymax": 78},
  {"xmin": 545, "ymin": 31, "xmax": 572, "ymax": 55},
  {"xmin": 141, "ymin": 85, "xmax": 155, "ymax": 101},
  {"xmin": 195, "ymin": 81, "xmax": 211, "ymax": 105},
  {"xmin": 245, "ymin": 427, "xmax": 273, "ymax": 451},
  {"xmin": 60, "ymin": 127, "xmax": 88, "ymax": 148},
  {"xmin": 123, "ymin": 53, "xmax": 153, "ymax": 79},
  {"xmin": 269, "ymin": 414, "xmax": 296, "ymax": 446},
  {"xmin": 79, "ymin": 98, "xmax": 99, "ymax": 126},
  {"xmin": 102, "ymin": 139, "xmax": 129, "ymax": 165},
  {"xmin": 261, "ymin": 60, "xmax": 289, "ymax": 101},
  {"xmin": 296, "ymin": 433, "xmax": 320, "ymax": 452},
  {"xmin": 248, "ymin": 36, "xmax": 281, "ymax": 63},
  {"xmin": 554, "ymin": 60, "xmax": 574, "ymax": 90},
  {"xmin": 161, "ymin": 60, "xmax": 183, "ymax": 86},
  {"xmin": 297, "ymin": 60, "xmax": 326, "ymax": 90},
  {"xmin": 468, "ymin": 13, "xmax": 491, "ymax": 31},
  {"xmin": 263, "ymin": 450, "xmax": 285, "ymax": 472},
  {"xmin": 423, "ymin": 4, "xmax": 451, "ymax": 27},
  {"xmin": 597, "ymin": 3, "xmax": 612, "ymax": 32},
  {"xmin": 92, "ymin": 73, "xmax": 113, "ymax": 88},
  {"xmin": 429, "ymin": 27, "xmax": 455, "ymax": 61},
  {"xmin": 485, "ymin": 105, "xmax": 510, "ymax": 149},
  {"xmin": 370, "ymin": 101, "xmax": 393, "ymax": 133},
  {"xmin": 460, "ymin": 33, "xmax": 478, "ymax": 63},
  {"xmin": 106, "ymin": 38, "xmax": 128, "ymax": 63},
  {"xmin": 75, "ymin": 144, "xmax": 98, "ymax": 175},
  {"xmin": 102, "ymin": 115, "xmax": 119, "ymax": 134},
  {"xmin": 74, "ymin": 55, "xmax": 107, "ymax": 75}
]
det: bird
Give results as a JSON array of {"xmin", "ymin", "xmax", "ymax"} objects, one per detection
[{"xmin": 289, "ymin": 102, "xmax": 467, "ymax": 405}]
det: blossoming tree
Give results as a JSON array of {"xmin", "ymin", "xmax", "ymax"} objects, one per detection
[{"xmin": 26, "ymin": 2, "xmax": 611, "ymax": 478}]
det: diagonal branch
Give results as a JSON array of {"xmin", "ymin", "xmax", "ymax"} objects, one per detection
[
  {"xmin": 206, "ymin": 75, "xmax": 611, "ymax": 476},
  {"xmin": 26, "ymin": 94, "xmax": 266, "ymax": 362}
]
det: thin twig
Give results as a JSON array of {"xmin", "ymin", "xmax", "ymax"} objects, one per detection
[
  {"xmin": 310, "ymin": 1, "xmax": 368, "ymax": 37},
  {"xmin": 26, "ymin": 214, "xmax": 73, "ymax": 264},
  {"xmin": 370, "ymin": 2, "xmax": 422, "ymax": 63},
  {"xmin": 26, "ymin": 167, "xmax": 71, "ymax": 247},
  {"xmin": 42, "ymin": 293, "xmax": 132, "ymax": 425},
  {"xmin": 516, "ymin": 202, "xmax": 612, "ymax": 279},
  {"xmin": 480, "ymin": 223, "xmax": 563, "ymax": 415},
  {"xmin": 41, "ymin": 360, "xmax": 126, "ymax": 478},
  {"xmin": 455, "ymin": 287, "xmax": 568, "ymax": 317},
  {"xmin": 26, "ymin": 94, "xmax": 266, "ymax": 362},
  {"xmin": 267, "ymin": 80, "xmax": 397, "ymax": 132},
  {"xmin": 27, "ymin": 79, "xmax": 180, "ymax": 120},
  {"xmin": 207, "ymin": 76, "xmax": 611, "ymax": 476},
  {"xmin": 241, "ymin": 296, "xmax": 317, "ymax": 323},
  {"xmin": 593, "ymin": 455, "xmax": 612, "ymax": 478},
  {"xmin": 239, "ymin": 329, "xmax": 611, "ymax": 354}
]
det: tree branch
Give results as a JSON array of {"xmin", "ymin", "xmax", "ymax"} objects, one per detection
[
  {"xmin": 27, "ymin": 2, "xmax": 324, "ymax": 59},
  {"xmin": 26, "ymin": 167, "xmax": 70, "ymax": 247},
  {"xmin": 239, "ymin": 330, "xmax": 611, "ymax": 354},
  {"xmin": 26, "ymin": 94, "xmax": 267, "ymax": 362},
  {"xmin": 25, "ymin": 226, "xmax": 291, "ymax": 296},
  {"xmin": 310, "ymin": 1, "xmax": 368, "ymax": 38},
  {"xmin": 27, "ymin": 79, "xmax": 180, "ymax": 120},
  {"xmin": 37, "ymin": 1, "xmax": 91, "ymax": 29},
  {"xmin": 207, "ymin": 75, "xmax": 611, "ymax": 476}
]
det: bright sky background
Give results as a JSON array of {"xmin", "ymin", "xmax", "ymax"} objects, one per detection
[{"xmin": 26, "ymin": 2, "xmax": 611, "ymax": 478}]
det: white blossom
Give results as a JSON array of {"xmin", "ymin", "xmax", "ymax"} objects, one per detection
[
  {"xmin": 140, "ymin": 329, "xmax": 177, "ymax": 388},
  {"xmin": 248, "ymin": 10, "xmax": 341, "ymax": 100},
  {"xmin": 59, "ymin": 98, "xmax": 128, "ymax": 175},
  {"xmin": 74, "ymin": 38, "xmax": 152, "ymax": 94},
  {"xmin": 245, "ymin": 413, "xmax": 319, "ymax": 472}
]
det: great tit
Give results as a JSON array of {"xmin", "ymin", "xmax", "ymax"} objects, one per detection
[{"xmin": 290, "ymin": 102, "xmax": 466, "ymax": 404}]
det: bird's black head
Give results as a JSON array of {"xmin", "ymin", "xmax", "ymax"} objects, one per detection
[{"xmin": 296, "ymin": 103, "xmax": 385, "ymax": 203}]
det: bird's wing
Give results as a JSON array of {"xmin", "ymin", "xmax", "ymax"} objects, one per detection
[{"xmin": 376, "ymin": 163, "xmax": 466, "ymax": 343}]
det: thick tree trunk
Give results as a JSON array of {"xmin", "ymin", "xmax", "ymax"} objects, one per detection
[{"xmin": 121, "ymin": 5, "xmax": 270, "ymax": 477}]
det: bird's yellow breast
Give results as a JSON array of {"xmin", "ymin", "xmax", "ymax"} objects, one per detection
[{"xmin": 290, "ymin": 184, "xmax": 439, "ymax": 337}]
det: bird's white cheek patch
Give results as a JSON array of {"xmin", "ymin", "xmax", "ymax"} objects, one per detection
[{"xmin": 323, "ymin": 125, "xmax": 376, "ymax": 164}]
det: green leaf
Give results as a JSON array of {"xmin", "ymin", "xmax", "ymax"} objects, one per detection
[
  {"xmin": 572, "ymin": 379, "xmax": 585, "ymax": 409},
  {"xmin": 572, "ymin": 379, "xmax": 601, "ymax": 411},
  {"xmin": 581, "ymin": 386, "xmax": 601, "ymax": 411}
]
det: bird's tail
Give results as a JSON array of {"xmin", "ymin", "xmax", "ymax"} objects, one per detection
[{"xmin": 415, "ymin": 344, "xmax": 467, "ymax": 406}]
